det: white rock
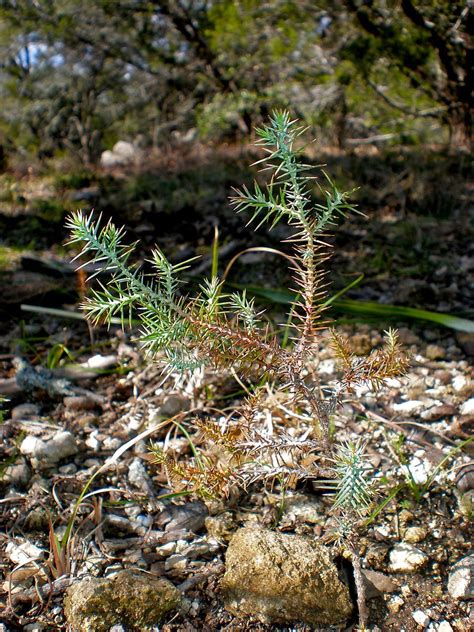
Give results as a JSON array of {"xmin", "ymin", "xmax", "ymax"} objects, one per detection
[
  {"xmin": 6, "ymin": 541, "xmax": 45, "ymax": 564},
  {"xmin": 20, "ymin": 431, "xmax": 78, "ymax": 468},
  {"xmin": 436, "ymin": 623, "xmax": 454, "ymax": 632},
  {"xmin": 355, "ymin": 383, "xmax": 370, "ymax": 397},
  {"xmin": 387, "ymin": 595, "xmax": 404, "ymax": 613},
  {"xmin": 412, "ymin": 609, "xmax": 430, "ymax": 627},
  {"xmin": 100, "ymin": 141, "xmax": 141, "ymax": 168},
  {"xmin": 389, "ymin": 543, "xmax": 428, "ymax": 572},
  {"xmin": 84, "ymin": 354, "xmax": 117, "ymax": 370},
  {"xmin": 385, "ymin": 377, "xmax": 402, "ymax": 388},
  {"xmin": 393, "ymin": 400, "xmax": 424, "ymax": 415},
  {"xmin": 403, "ymin": 455, "xmax": 430, "ymax": 485},
  {"xmin": 165, "ymin": 554, "xmax": 187, "ymax": 571},
  {"xmin": 102, "ymin": 436, "xmax": 122, "ymax": 451},
  {"xmin": 85, "ymin": 430, "xmax": 101, "ymax": 451},
  {"xmin": 318, "ymin": 359, "xmax": 336, "ymax": 374},
  {"xmin": 448, "ymin": 554, "xmax": 474, "ymax": 599},
  {"xmin": 460, "ymin": 398, "xmax": 474, "ymax": 415},
  {"xmin": 403, "ymin": 526, "xmax": 428, "ymax": 544},
  {"xmin": 452, "ymin": 375, "xmax": 468, "ymax": 392},
  {"xmin": 156, "ymin": 541, "xmax": 177, "ymax": 557}
]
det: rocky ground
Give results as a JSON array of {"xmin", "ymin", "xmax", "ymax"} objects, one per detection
[
  {"xmin": 0, "ymin": 147, "xmax": 473, "ymax": 631},
  {"xmin": 0, "ymin": 316, "xmax": 473, "ymax": 631}
]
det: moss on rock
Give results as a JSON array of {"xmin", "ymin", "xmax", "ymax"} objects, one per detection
[
  {"xmin": 64, "ymin": 570, "xmax": 181, "ymax": 632},
  {"xmin": 221, "ymin": 526, "xmax": 353, "ymax": 626}
]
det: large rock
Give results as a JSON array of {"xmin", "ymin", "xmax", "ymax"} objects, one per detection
[
  {"xmin": 221, "ymin": 526, "xmax": 353, "ymax": 626},
  {"xmin": 64, "ymin": 570, "xmax": 181, "ymax": 631}
]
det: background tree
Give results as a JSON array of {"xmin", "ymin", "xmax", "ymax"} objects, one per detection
[
  {"xmin": 340, "ymin": 0, "xmax": 473, "ymax": 149},
  {"xmin": 0, "ymin": 0, "xmax": 470, "ymax": 166}
]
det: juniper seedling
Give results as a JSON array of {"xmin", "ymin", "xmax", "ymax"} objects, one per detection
[{"xmin": 67, "ymin": 111, "xmax": 408, "ymax": 628}]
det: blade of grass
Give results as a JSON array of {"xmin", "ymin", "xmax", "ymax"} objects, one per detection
[
  {"xmin": 227, "ymin": 283, "xmax": 474, "ymax": 332},
  {"xmin": 333, "ymin": 299, "xmax": 474, "ymax": 332},
  {"xmin": 211, "ymin": 225, "xmax": 219, "ymax": 279},
  {"xmin": 21, "ymin": 303, "xmax": 140, "ymax": 326}
]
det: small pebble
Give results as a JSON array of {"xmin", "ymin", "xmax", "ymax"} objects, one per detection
[
  {"xmin": 205, "ymin": 513, "xmax": 235, "ymax": 541},
  {"xmin": 165, "ymin": 554, "xmax": 187, "ymax": 571},
  {"xmin": 421, "ymin": 404, "xmax": 457, "ymax": 421},
  {"xmin": 58, "ymin": 463, "xmax": 78, "ymax": 475},
  {"xmin": 11, "ymin": 403, "xmax": 40, "ymax": 421},
  {"xmin": 102, "ymin": 436, "xmax": 122, "ymax": 451},
  {"xmin": 127, "ymin": 458, "xmax": 156, "ymax": 498},
  {"xmin": 318, "ymin": 359, "xmax": 336, "ymax": 375},
  {"xmin": 157, "ymin": 501, "xmax": 208, "ymax": 533},
  {"xmin": 156, "ymin": 542, "xmax": 177, "ymax": 557},
  {"xmin": 460, "ymin": 398, "xmax": 474, "ymax": 415},
  {"xmin": 63, "ymin": 395, "xmax": 98, "ymax": 411},
  {"xmin": 362, "ymin": 569, "xmax": 398, "ymax": 597},
  {"xmin": 425, "ymin": 344, "xmax": 444, "ymax": 360},
  {"xmin": 399, "ymin": 509, "xmax": 414, "ymax": 525},
  {"xmin": 20, "ymin": 431, "xmax": 78, "ymax": 468},
  {"xmin": 393, "ymin": 400, "xmax": 424, "ymax": 415},
  {"xmin": 403, "ymin": 526, "xmax": 428, "ymax": 544},
  {"xmin": 2, "ymin": 461, "xmax": 31, "ymax": 488},
  {"xmin": 455, "ymin": 463, "xmax": 474, "ymax": 493},
  {"xmin": 85, "ymin": 430, "xmax": 101, "ymax": 451},
  {"xmin": 6, "ymin": 541, "xmax": 45, "ymax": 564},
  {"xmin": 405, "ymin": 455, "xmax": 430, "ymax": 485},
  {"xmin": 387, "ymin": 595, "xmax": 404, "ymax": 613},
  {"xmin": 433, "ymin": 369, "xmax": 451, "ymax": 385},
  {"xmin": 412, "ymin": 609, "xmax": 430, "ymax": 627},
  {"xmin": 452, "ymin": 375, "xmax": 470, "ymax": 393},
  {"xmin": 158, "ymin": 394, "xmax": 190, "ymax": 417}
]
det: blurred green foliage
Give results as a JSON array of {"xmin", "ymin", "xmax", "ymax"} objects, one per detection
[{"xmin": 0, "ymin": 0, "xmax": 470, "ymax": 169}]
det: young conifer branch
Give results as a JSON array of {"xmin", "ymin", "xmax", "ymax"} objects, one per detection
[
  {"xmin": 231, "ymin": 111, "xmax": 356, "ymax": 359},
  {"xmin": 67, "ymin": 111, "xmax": 409, "ymax": 629},
  {"xmin": 329, "ymin": 440, "xmax": 375, "ymax": 630}
]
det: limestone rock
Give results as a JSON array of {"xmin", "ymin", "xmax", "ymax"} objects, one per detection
[
  {"xmin": 6, "ymin": 540, "xmax": 45, "ymax": 565},
  {"xmin": 221, "ymin": 526, "xmax": 353, "ymax": 626},
  {"xmin": 64, "ymin": 570, "xmax": 181, "ymax": 632},
  {"xmin": 460, "ymin": 398, "xmax": 474, "ymax": 416},
  {"xmin": 412, "ymin": 609, "xmax": 430, "ymax": 627},
  {"xmin": 389, "ymin": 543, "xmax": 428, "ymax": 573},
  {"xmin": 100, "ymin": 141, "xmax": 141, "ymax": 168},
  {"xmin": 447, "ymin": 554, "xmax": 474, "ymax": 599},
  {"xmin": 393, "ymin": 400, "xmax": 424, "ymax": 415},
  {"xmin": 20, "ymin": 430, "xmax": 78, "ymax": 468},
  {"xmin": 403, "ymin": 526, "xmax": 428, "ymax": 544}
]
